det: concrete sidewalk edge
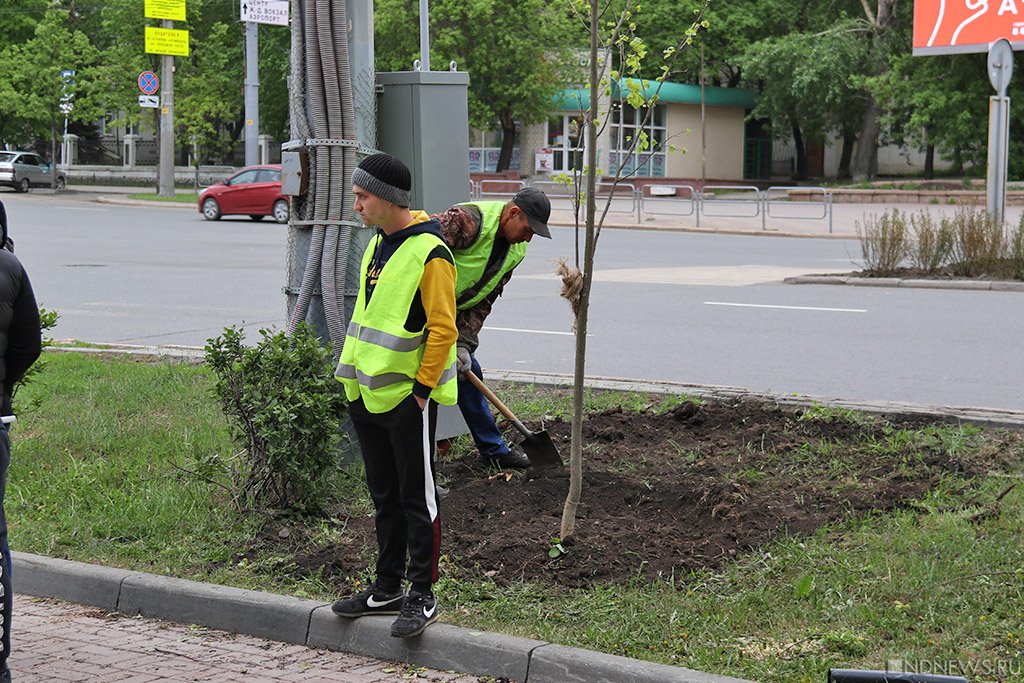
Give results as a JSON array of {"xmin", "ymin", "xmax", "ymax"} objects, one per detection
[
  {"xmin": 12, "ymin": 552, "xmax": 754, "ymax": 683},
  {"xmin": 785, "ymin": 274, "xmax": 1024, "ymax": 292}
]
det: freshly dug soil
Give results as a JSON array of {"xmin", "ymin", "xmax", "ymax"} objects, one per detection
[{"xmin": 243, "ymin": 396, "xmax": 1013, "ymax": 590}]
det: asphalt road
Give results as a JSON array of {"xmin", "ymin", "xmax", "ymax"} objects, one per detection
[{"xmin": 4, "ymin": 190, "xmax": 1023, "ymax": 412}]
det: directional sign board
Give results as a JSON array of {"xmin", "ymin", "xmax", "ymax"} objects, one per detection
[
  {"xmin": 138, "ymin": 71, "xmax": 160, "ymax": 95},
  {"xmin": 139, "ymin": 95, "xmax": 160, "ymax": 108},
  {"xmin": 240, "ymin": 0, "xmax": 289, "ymax": 26},
  {"xmin": 913, "ymin": 0, "xmax": 1024, "ymax": 55}
]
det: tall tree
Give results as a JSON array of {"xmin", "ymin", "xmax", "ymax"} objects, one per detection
[
  {"xmin": 0, "ymin": 8, "xmax": 101, "ymax": 182},
  {"xmin": 374, "ymin": 0, "xmax": 573, "ymax": 171},
  {"xmin": 740, "ymin": 22, "xmax": 869, "ymax": 179}
]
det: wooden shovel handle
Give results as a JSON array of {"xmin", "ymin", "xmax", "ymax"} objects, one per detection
[{"xmin": 464, "ymin": 370, "xmax": 532, "ymax": 438}]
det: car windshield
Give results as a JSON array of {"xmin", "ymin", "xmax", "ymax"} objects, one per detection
[{"xmin": 0, "ymin": 153, "xmax": 15, "ymax": 163}]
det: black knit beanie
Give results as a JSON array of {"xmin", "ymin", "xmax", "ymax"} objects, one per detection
[{"xmin": 352, "ymin": 153, "xmax": 411, "ymax": 207}]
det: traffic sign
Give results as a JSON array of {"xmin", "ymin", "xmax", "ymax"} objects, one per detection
[
  {"xmin": 240, "ymin": 0, "xmax": 289, "ymax": 26},
  {"xmin": 139, "ymin": 95, "xmax": 160, "ymax": 108},
  {"xmin": 145, "ymin": 26, "xmax": 190, "ymax": 57},
  {"xmin": 138, "ymin": 71, "xmax": 160, "ymax": 95},
  {"xmin": 145, "ymin": 0, "xmax": 186, "ymax": 22}
]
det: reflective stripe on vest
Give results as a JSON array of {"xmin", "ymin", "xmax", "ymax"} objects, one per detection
[
  {"xmin": 335, "ymin": 231, "xmax": 458, "ymax": 413},
  {"xmin": 453, "ymin": 201, "xmax": 527, "ymax": 310}
]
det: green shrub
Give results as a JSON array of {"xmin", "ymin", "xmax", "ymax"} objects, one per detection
[
  {"xmin": 950, "ymin": 207, "xmax": 1006, "ymax": 277},
  {"xmin": 204, "ymin": 324, "xmax": 347, "ymax": 515},
  {"xmin": 856, "ymin": 209, "xmax": 908, "ymax": 275},
  {"xmin": 12, "ymin": 306, "xmax": 59, "ymax": 412},
  {"xmin": 1010, "ymin": 216, "xmax": 1024, "ymax": 280},
  {"xmin": 908, "ymin": 212, "xmax": 954, "ymax": 273}
]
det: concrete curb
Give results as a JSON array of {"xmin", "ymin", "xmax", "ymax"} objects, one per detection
[
  {"xmin": 12, "ymin": 552, "xmax": 754, "ymax": 683},
  {"xmin": 785, "ymin": 274, "xmax": 1024, "ymax": 292}
]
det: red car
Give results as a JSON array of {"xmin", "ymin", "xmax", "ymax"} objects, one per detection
[{"xmin": 198, "ymin": 164, "xmax": 289, "ymax": 223}]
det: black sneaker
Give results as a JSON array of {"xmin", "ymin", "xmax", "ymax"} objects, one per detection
[
  {"xmin": 331, "ymin": 582, "xmax": 405, "ymax": 618},
  {"xmin": 390, "ymin": 591, "xmax": 439, "ymax": 638},
  {"xmin": 483, "ymin": 450, "xmax": 531, "ymax": 470}
]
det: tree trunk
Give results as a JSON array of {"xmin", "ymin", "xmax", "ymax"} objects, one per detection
[
  {"xmin": 924, "ymin": 144, "xmax": 935, "ymax": 180},
  {"xmin": 495, "ymin": 111, "xmax": 516, "ymax": 172},
  {"xmin": 561, "ymin": 0, "xmax": 600, "ymax": 543},
  {"xmin": 852, "ymin": 0, "xmax": 895, "ymax": 182},
  {"xmin": 792, "ymin": 122, "xmax": 807, "ymax": 181},
  {"xmin": 852, "ymin": 98, "xmax": 882, "ymax": 181},
  {"xmin": 837, "ymin": 130, "xmax": 856, "ymax": 180}
]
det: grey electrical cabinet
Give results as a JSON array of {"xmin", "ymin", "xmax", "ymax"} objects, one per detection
[{"xmin": 375, "ymin": 70, "xmax": 471, "ymax": 214}]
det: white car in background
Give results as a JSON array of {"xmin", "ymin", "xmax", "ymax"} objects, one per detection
[{"xmin": 0, "ymin": 151, "xmax": 67, "ymax": 192}]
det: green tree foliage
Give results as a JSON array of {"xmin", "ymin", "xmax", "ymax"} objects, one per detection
[
  {"xmin": 740, "ymin": 21, "xmax": 869, "ymax": 180},
  {"xmin": 0, "ymin": 0, "xmax": 291, "ymax": 165},
  {"xmin": 374, "ymin": 0, "xmax": 573, "ymax": 171},
  {"xmin": 0, "ymin": 8, "xmax": 101, "ymax": 177}
]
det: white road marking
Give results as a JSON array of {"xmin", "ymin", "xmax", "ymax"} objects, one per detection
[
  {"xmin": 703, "ymin": 301, "xmax": 867, "ymax": 313},
  {"xmin": 484, "ymin": 326, "xmax": 575, "ymax": 336},
  {"xmin": 519, "ymin": 265, "xmax": 849, "ymax": 286}
]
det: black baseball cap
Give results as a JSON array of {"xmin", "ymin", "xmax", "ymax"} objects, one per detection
[{"xmin": 512, "ymin": 188, "xmax": 552, "ymax": 238}]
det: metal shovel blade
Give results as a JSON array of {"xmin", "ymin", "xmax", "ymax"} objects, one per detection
[
  {"xmin": 520, "ymin": 428, "xmax": 563, "ymax": 468},
  {"xmin": 465, "ymin": 369, "xmax": 564, "ymax": 468}
]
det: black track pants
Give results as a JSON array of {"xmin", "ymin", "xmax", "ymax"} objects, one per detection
[{"xmin": 350, "ymin": 395, "xmax": 440, "ymax": 592}]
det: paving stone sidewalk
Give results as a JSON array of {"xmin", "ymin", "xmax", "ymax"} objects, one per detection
[{"xmin": 9, "ymin": 596, "xmax": 483, "ymax": 683}]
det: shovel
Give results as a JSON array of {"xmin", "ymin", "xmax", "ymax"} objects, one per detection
[{"xmin": 465, "ymin": 370, "xmax": 563, "ymax": 468}]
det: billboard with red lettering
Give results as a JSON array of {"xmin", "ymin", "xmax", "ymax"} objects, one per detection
[{"xmin": 914, "ymin": 0, "xmax": 1024, "ymax": 55}]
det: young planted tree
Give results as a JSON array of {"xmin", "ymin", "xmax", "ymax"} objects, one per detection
[{"xmin": 556, "ymin": 0, "xmax": 710, "ymax": 541}]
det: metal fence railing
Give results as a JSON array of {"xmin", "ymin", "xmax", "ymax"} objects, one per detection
[
  {"xmin": 639, "ymin": 185, "xmax": 698, "ymax": 218},
  {"xmin": 465, "ymin": 180, "xmax": 835, "ymax": 233},
  {"xmin": 762, "ymin": 186, "xmax": 833, "ymax": 233}
]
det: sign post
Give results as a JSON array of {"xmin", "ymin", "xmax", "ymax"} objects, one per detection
[
  {"xmin": 913, "ymin": 0, "xmax": 1017, "ymax": 222},
  {"xmin": 240, "ymin": 0, "xmax": 290, "ymax": 166},
  {"xmin": 144, "ymin": 0, "xmax": 187, "ymax": 196},
  {"xmin": 987, "ymin": 40, "xmax": 1013, "ymax": 224}
]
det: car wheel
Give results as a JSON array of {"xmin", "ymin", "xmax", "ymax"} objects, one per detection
[
  {"xmin": 249, "ymin": 215, "xmax": 265, "ymax": 221},
  {"xmin": 202, "ymin": 197, "xmax": 222, "ymax": 220},
  {"xmin": 273, "ymin": 199, "xmax": 289, "ymax": 223},
  {"xmin": 17, "ymin": 178, "xmax": 29, "ymax": 193},
  {"xmin": 55, "ymin": 176, "xmax": 66, "ymax": 190}
]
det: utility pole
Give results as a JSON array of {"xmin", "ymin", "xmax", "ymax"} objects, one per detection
[
  {"xmin": 244, "ymin": 20, "xmax": 259, "ymax": 166},
  {"xmin": 158, "ymin": 19, "xmax": 176, "ymax": 196}
]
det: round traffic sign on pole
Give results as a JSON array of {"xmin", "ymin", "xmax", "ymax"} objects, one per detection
[
  {"xmin": 138, "ymin": 71, "xmax": 160, "ymax": 95},
  {"xmin": 987, "ymin": 39, "xmax": 1014, "ymax": 96}
]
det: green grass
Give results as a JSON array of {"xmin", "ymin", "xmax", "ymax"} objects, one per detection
[
  {"xmin": 9, "ymin": 352, "xmax": 1024, "ymax": 682},
  {"xmin": 130, "ymin": 192, "xmax": 199, "ymax": 203}
]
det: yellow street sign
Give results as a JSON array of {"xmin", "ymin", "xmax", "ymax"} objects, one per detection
[
  {"xmin": 145, "ymin": 26, "xmax": 190, "ymax": 57},
  {"xmin": 145, "ymin": 0, "xmax": 186, "ymax": 22}
]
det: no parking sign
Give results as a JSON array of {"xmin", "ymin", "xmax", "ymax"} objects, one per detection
[{"xmin": 138, "ymin": 71, "xmax": 160, "ymax": 95}]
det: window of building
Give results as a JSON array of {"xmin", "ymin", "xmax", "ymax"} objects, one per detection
[
  {"xmin": 546, "ymin": 113, "xmax": 586, "ymax": 172},
  {"xmin": 609, "ymin": 103, "xmax": 666, "ymax": 177},
  {"xmin": 468, "ymin": 127, "xmax": 520, "ymax": 172}
]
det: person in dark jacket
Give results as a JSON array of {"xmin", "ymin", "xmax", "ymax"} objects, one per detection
[{"xmin": 0, "ymin": 198, "xmax": 42, "ymax": 682}]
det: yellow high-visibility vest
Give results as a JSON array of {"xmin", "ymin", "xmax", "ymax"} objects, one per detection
[
  {"xmin": 335, "ymin": 232, "xmax": 458, "ymax": 413},
  {"xmin": 453, "ymin": 201, "xmax": 527, "ymax": 310}
]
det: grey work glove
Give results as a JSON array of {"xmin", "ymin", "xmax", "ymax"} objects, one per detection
[{"xmin": 456, "ymin": 347, "xmax": 472, "ymax": 376}]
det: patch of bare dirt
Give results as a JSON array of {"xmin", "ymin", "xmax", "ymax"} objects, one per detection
[{"xmin": 237, "ymin": 398, "xmax": 1015, "ymax": 590}]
